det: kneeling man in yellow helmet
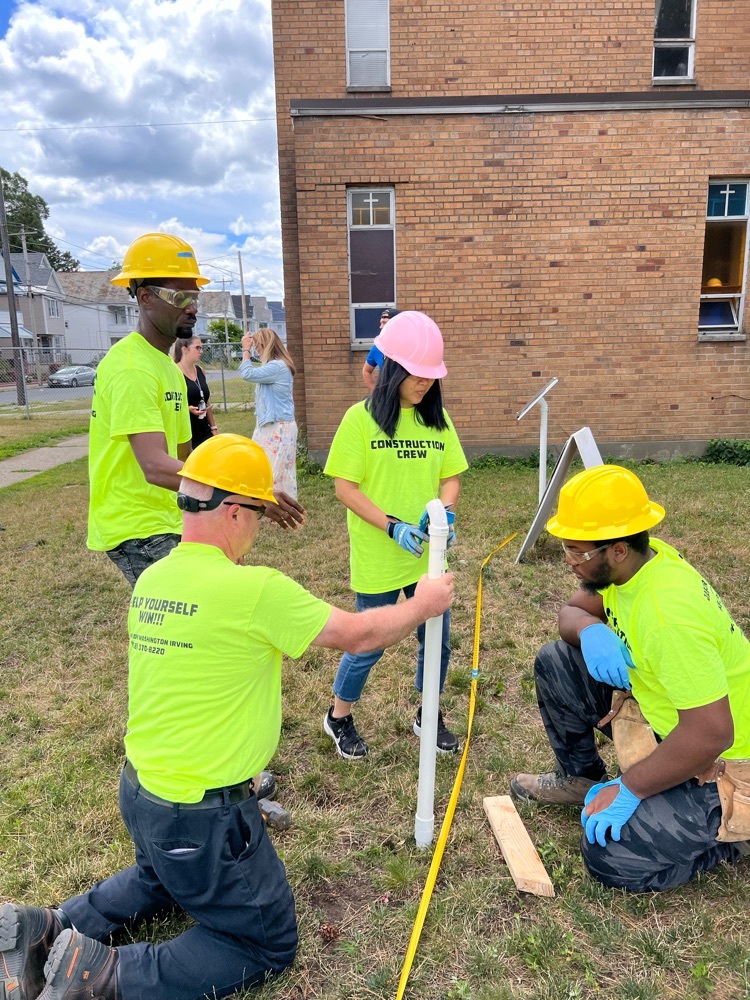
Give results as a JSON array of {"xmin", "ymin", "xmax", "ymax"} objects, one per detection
[
  {"xmin": 0, "ymin": 434, "xmax": 454, "ymax": 1000},
  {"xmin": 511, "ymin": 465, "xmax": 750, "ymax": 893},
  {"xmin": 89, "ymin": 232, "xmax": 301, "ymax": 589}
]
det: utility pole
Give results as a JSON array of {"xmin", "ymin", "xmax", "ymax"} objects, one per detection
[
  {"xmin": 237, "ymin": 250, "xmax": 249, "ymax": 335},
  {"xmin": 220, "ymin": 278, "xmax": 231, "ymax": 364},
  {"xmin": 0, "ymin": 173, "xmax": 28, "ymax": 408}
]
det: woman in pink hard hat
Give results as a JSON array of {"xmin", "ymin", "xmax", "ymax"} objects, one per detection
[{"xmin": 323, "ymin": 311, "xmax": 468, "ymax": 759}]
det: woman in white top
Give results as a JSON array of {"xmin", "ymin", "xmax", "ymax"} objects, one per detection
[{"xmin": 240, "ymin": 328, "xmax": 298, "ymax": 499}]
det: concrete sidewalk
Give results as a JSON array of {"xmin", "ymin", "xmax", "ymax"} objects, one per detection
[{"xmin": 0, "ymin": 434, "xmax": 89, "ymax": 489}]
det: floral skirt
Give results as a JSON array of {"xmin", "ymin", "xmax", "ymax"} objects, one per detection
[{"xmin": 253, "ymin": 420, "xmax": 298, "ymax": 499}]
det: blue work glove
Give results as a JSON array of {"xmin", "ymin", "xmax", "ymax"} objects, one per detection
[
  {"xmin": 390, "ymin": 521, "xmax": 429, "ymax": 557},
  {"xmin": 579, "ymin": 623, "xmax": 634, "ymax": 689},
  {"xmin": 418, "ymin": 506, "xmax": 457, "ymax": 548},
  {"xmin": 581, "ymin": 777, "xmax": 642, "ymax": 847}
]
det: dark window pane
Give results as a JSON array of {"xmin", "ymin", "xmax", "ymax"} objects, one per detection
[
  {"xmin": 350, "ymin": 229, "xmax": 395, "ymax": 303},
  {"xmin": 707, "ymin": 183, "xmax": 747, "ymax": 217},
  {"xmin": 655, "ymin": 0, "xmax": 692, "ymax": 38},
  {"xmin": 653, "ymin": 45, "xmax": 690, "ymax": 76},
  {"xmin": 353, "ymin": 308, "xmax": 385, "ymax": 341},
  {"xmin": 699, "ymin": 301, "xmax": 738, "ymax": 327}
]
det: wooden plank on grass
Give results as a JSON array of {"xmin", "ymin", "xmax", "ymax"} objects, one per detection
[{"xmin": 483, "ymin": 795, "xmax": 555, "ymax": 897}]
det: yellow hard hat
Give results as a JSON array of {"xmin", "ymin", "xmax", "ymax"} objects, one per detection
[
  {"xmin": 180, "ymin": 434, "xmax": 276, "ymax": 503},
  {"xmin": 546, "ymin": 465, "xmax": 665, "ymax": 541},
  {"xmin": 111, "ymin": 233, "xmax": 210, "ymax": 288}
]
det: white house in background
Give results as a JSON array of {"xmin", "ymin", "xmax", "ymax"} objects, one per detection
[
  {"xmin": 8, "ymin": 252, "xmax": 66, "ymax": 354},
  {"xmin": 197, "ymin": 290, "xmax": 237, "ymax": 339},
  {"xmin": 56, "ymin": 271, "xmax": 137, "ymax": 362}
]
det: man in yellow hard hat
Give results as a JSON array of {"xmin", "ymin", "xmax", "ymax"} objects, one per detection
[
  {"xmin": 0, "ymin": 434, "xmax": 454, "ymax": 999},
  {"xmin": 511, "ymin": 465, "xmax": 750, "ymax": 893},
  {"xmin": 89, "ymin": 233, "xmax": 302, "ymax": 588}
]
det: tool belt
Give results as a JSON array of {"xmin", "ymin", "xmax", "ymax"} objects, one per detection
[
  {"xmin": 608, "ymin": 694, "xmax": 750, "ymax": 842},
  {"xmin": 714, "ymin": 759, "xmax": 750, "ymax": 842}
]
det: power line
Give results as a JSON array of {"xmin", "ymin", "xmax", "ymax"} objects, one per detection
[{"xmin": 0, "ymin": 116, "xmax": 276, "ymax": 134}]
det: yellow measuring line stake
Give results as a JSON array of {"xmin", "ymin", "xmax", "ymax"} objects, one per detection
[{"xmin": 395, "ymin": 531, "xmax": 518, "ymax": 1000}]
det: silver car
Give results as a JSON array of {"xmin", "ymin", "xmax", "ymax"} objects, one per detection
[{"xmin": 47, "ymin": 365, "xmax": 97, "ymax": 388}]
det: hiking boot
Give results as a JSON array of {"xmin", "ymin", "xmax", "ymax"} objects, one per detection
[
  {"xmin": 323, "ymin": 708, "xmax": 369, "ymax": 759},
  {"xmin": 510, "ymin": 769, "xmax": 604, "ymax": 805},
  {"xmin": 38, "ymin": 928, "xmax": 119, "ymax": 1000},
  {"xmin": 255, "ymin": 771, "xmax": 276, "ymax": 800},
  {"xmin": 413, "ymin": 706, "xmax": 460, "ymax": 754},
  {"xmin": 0, "ymin": 903, "xmax": 70, "ymax": 998}
]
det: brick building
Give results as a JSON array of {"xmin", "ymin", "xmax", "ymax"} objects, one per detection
[{"xmin": 272, "ymin": 1, "xmax": 750, "ymax": 460}]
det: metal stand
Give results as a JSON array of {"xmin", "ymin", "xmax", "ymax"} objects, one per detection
[{"xmin": 516, "ymin": 378, "xmax": 559, "ymax": 505}]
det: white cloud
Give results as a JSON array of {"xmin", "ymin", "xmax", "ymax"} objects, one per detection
[{"xmin": 0, "ymin": 0, "xmax": 284, "ymax": 298}]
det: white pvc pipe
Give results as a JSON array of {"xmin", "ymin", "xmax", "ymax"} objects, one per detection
[
  {"xmin": 414, "ymin": 499, "xmax": 449, "ymax": 849},
  {"xmin": 538, "ymin": 396, "xmax": 549, "ymax": 505}
]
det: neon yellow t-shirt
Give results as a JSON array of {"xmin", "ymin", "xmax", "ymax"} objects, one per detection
[
  {"xmin": 324, "ymin": 401, "xmax": 468, "ymax": 593},
  {"xmin": 599, "ymin": 538, "xmax": 750, "ymax": 758},
  {"xmin": 124, "ymin": 542, "xmax": 332, "ymax": 801},
  {"xmin": 87, "ymin": 332, "xmax": 192, "ymax": 551}
]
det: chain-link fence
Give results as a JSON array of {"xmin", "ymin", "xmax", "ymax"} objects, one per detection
[{"xmin": 0, "ymin": 342, "xmax": 250, "ymax": 416}]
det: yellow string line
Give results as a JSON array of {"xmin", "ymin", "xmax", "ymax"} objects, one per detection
[{"xmin": 395, "ymin": 531, "xmax": 519, "ymax": 1000}]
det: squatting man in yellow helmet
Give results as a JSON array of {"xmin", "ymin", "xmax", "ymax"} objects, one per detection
[
  {"xmin": 88, "ymin": 232, "xmax": 302, "ymax": 589},
  {"xmin": 511, "ymin": 465, "xmax": 750, "ymax": 893},
  {"xmin": 0, "ymin": 434, "xmax": 454, "ymax": 1000}
]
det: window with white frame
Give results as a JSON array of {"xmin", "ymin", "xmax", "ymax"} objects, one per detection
[
  {"xmin": 348, "ymin": 188, "xmax": 396, "ymax": 346},
  {"xmin": 345, "ymin": 0, "xmax": 390, "ymax": 90},
  {"xmin": 47, "ymin": 298, "xmax": 60, "ymax": 318},
  {"xmin": 653, "ymin": 0, "xmax": 696, "ymax": 80},
  {"xmin": 111, "ymin": 306, "xmax": 128, "ymax": 325},
  {"xmin": 699, "ymin": 180, "xmax": 749, "ymax": 337}
]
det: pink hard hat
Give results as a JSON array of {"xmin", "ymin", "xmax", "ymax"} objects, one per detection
[{"xmin": 373, "ymin": 310, "xmax": 447, "ymax": 379}]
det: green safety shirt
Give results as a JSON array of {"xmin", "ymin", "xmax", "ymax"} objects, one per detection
[
  {"xmin": 324, "ymin": 401, "xmax": 468, "ymax": 594},
  {"xmin": 87, "ymin": 332, "xmax": 191, "ymax": 551},
  {"xmin": 599, "ymin": 538, "xmax": 750, "ymax": 758},
  {"xmin": 125, "ymin": 542, "xmax": 332, "ymax": 801}
]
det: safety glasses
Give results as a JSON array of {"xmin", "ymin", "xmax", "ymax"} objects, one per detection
[
  {"xmin": 561, "ymin": 542, "xmax": 611, "ymax": 565},
  {"xmin": 144, "ymin": 286, "xmax": 201, "ymax": 310}
]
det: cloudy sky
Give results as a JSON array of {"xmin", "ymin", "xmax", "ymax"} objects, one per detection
[{"xmin": 0, "ymin": 0, "xmax": 285, "ymax": 298}]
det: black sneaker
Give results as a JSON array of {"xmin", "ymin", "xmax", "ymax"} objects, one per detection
[
  {"xmin": 38, "ymin": 928, "xmax": 119, "ymax": 1000},
  {"xmin": 323, "ymin": 707, "xmax": 369, "ymax": 759},
  {"xmin": 413, "ymin": 706, "xmax": 460, "ymax": 754},
  {"xmin": 0, "ymin": 903, "xmax": 69, "ymax": 998}
]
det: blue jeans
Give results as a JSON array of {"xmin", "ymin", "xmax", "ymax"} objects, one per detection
[
  {"xmin": 61, "ymin": 769, "xmax": 297, "ymax": 1000},
  {"xmin": 106, "ymin": 533, "xmax": 181, "ymax": 588},
  {"xmin": 333, "ymin": 584, "xmax": 451, "ymax": 704}
]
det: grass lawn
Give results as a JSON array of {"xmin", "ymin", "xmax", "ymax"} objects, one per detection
[{"xmin": 0, "ymin": 447, "xmax": 749, "ymax": 999}]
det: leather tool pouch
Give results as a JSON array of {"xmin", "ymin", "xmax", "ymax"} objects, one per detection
[
  {"xmin": 716, "ymin": 759, "xmax": 750, "ymax": 842},
  {"xmin": 611, "ymin": 694, "xmax": 658, "ymax": 773}
]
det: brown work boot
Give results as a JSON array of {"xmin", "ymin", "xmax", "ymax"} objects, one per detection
[
  {"xmin": 0, "ymin": 903, "xmax": 69, "ymax": 998},
  {"xmin": 510, "ymin": 769, "xmax": 604, "ymax": 805},
  {"xmin": 38, "ymin": 928, "xmax": 119, "ymax": 1000}
]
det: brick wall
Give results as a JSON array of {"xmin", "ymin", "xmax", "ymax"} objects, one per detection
[{"xmin": 272, "ymin": 1, "xmax": 750, "ymax": 458}]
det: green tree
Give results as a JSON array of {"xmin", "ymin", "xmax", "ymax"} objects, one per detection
[
  {"xmin": 207, "ymin": 318, "xmax": 243, "ymax": 342},
  {"xmin": 1, "ymin": 167, "xmax": 80, "ymax": 271}
]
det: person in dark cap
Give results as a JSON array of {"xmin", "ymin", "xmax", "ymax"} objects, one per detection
[{"xmin": 362, "ymin": 307, "xmax": 401, "ymax": 392}]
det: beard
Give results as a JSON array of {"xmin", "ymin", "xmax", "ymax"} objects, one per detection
[{"xmin": 580, "ymin": 565, "xmax": 616, "ymax": 594}]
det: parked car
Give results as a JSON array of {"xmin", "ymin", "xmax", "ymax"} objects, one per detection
[{"xmin": 46, "ymin": 365, "xmax": 97, "ymax": 388}]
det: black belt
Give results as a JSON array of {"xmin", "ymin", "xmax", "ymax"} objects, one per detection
[{"xmin": 124, "ymin": 760, "xmax": 255, "ymax": 809}]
